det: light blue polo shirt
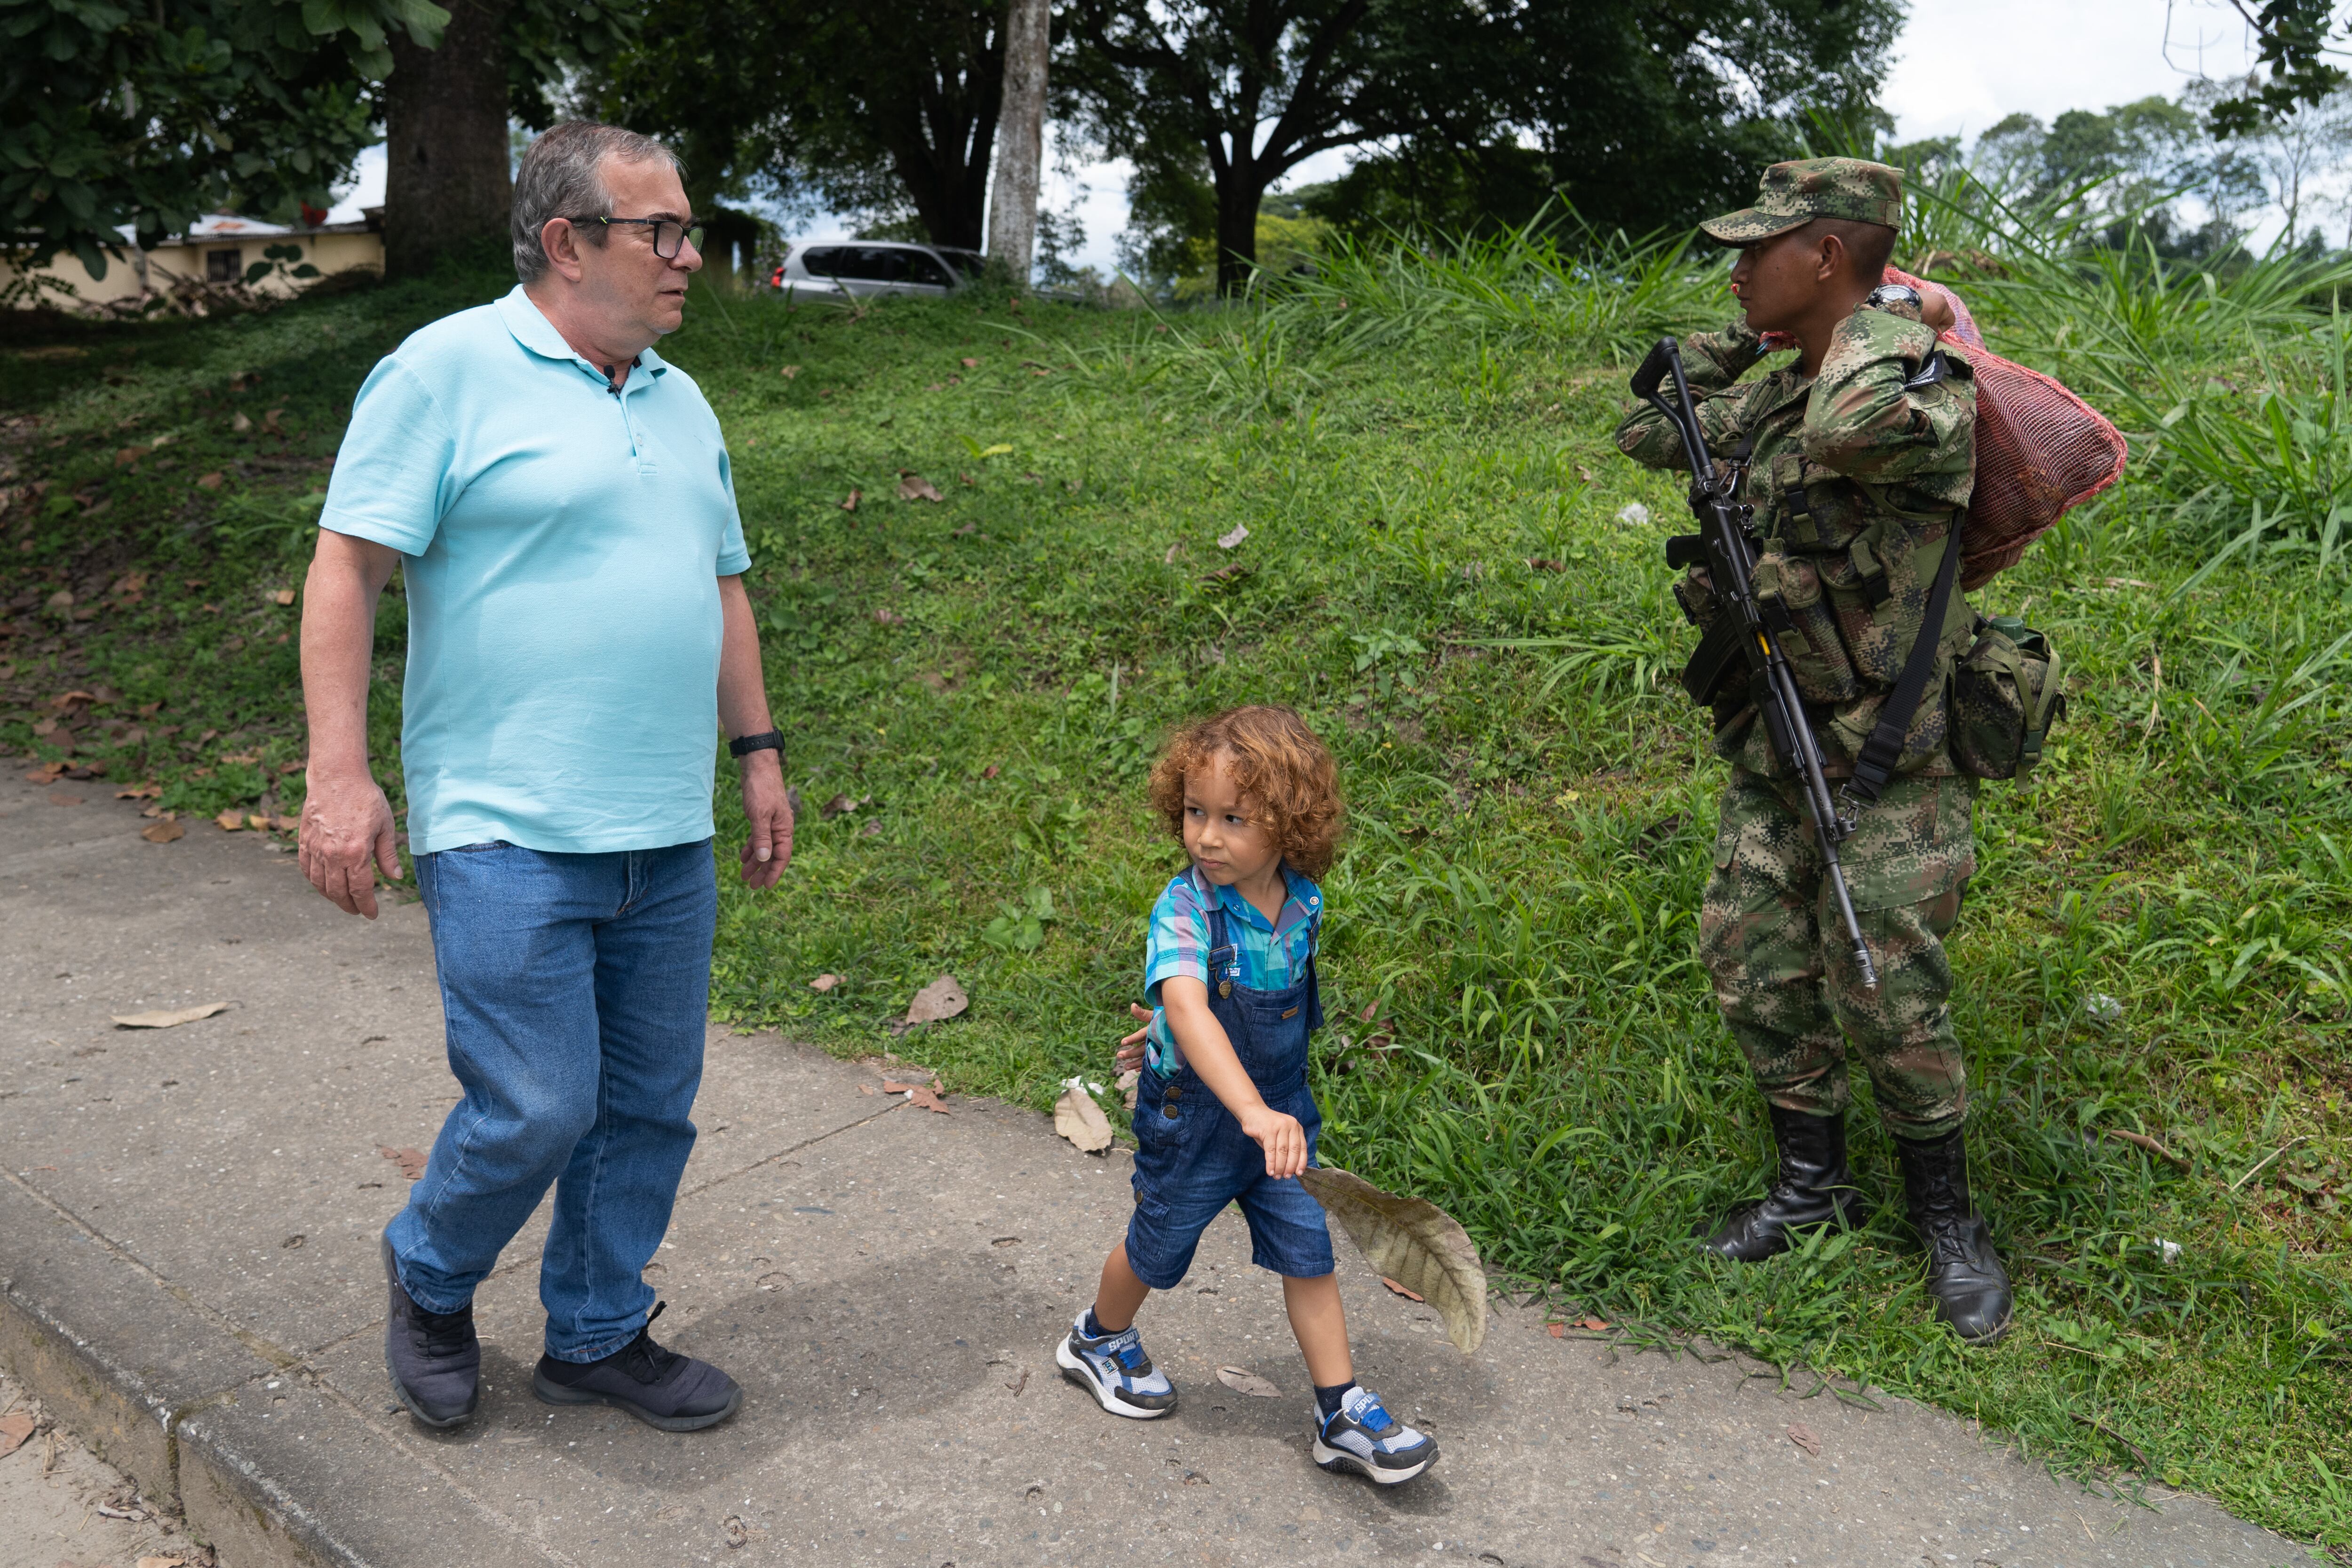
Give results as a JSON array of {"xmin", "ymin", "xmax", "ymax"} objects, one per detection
[{"xmin": 321, "ymin": 285, "xmax": 751, "ymax": 855}]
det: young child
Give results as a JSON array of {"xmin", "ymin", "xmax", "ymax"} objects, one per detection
[{"xmin": 1055, "ymin": 705, "xmax": 1438, "ymax": 1484}]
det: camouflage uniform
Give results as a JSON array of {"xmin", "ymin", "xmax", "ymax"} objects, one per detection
[{"xmin": 1615, "ymin": 159, "xmax": 1979, "ymax": 1141}]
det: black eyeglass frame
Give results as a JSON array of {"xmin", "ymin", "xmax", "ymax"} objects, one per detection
[{"xmin": 565, "ymin": 214, "xmax": 707, "ymax": 259}]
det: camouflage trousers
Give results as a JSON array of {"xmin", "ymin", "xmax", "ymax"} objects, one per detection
[{"xmin": 1697, "ymin": 768, "xmax": 1977, "ymax": 1140}]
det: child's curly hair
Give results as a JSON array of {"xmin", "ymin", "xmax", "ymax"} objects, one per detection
[{"xmin": 1147, "ymin": 705, "xmax": 1344, "ymax": 879}]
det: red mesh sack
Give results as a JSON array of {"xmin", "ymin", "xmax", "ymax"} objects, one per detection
[{"xmin": 1885, "ymin": 266, "xmax": 2126, "ymax": 590}]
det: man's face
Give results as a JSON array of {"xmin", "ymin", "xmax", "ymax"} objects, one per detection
[
  {"xmin": 1727, "ymin": 223, "xmax": 1824, "ymax": 335},
  {"xmin": 572, "ymin": 154, "xmax": 701, "ymax": 341}
]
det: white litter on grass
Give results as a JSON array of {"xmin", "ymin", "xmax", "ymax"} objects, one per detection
[
  {"xmin": 2154, "ymin": 1237, "xmax": 2183, "ymax": 1264},
  {"xmin": 1615, "ymin": 502, "xmax": 1651, "ymax": 526},
  {"xmin": 1217, "ymin": 523, "xmax": 1250, "ymax": 549},
  {"xmin": 2085, "ymin": 992, "xmax": 2124, "ymax": 1025}
]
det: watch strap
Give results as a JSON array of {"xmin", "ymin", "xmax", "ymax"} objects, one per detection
[{"xmin": 728, "ymin": 729, "xmax": 785, "ymax": 760}]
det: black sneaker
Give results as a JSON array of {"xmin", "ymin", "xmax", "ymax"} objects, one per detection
[
  {"xmin": 381, "ymin": 1234, "xmax": 480, "ymax": 1430},
  {"xmin": 532, "ymin": 1303, "xmax": 742, "ymax": 1432}
]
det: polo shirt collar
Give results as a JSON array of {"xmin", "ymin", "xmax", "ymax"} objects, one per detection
[{"xmin": 496, "ymin": 285, "xmax": 671, "ymax": 382}]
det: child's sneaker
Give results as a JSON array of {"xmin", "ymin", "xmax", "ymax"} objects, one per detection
[
  {"xmin": 1055, "ymin": 1310, "xmax": 1177, "ymax": 1419},
  {"xmin": 1313, "ymin": 1386, "xmax": 1438, "ymax": 1483}
]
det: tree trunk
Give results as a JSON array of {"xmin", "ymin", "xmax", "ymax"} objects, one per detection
[
  {"xmin": 986, "ymin": 0, "xmax": 1051, "ymax": 282},
  {"xmin": 382, "ymin": 0, "xmax": 516, "ymax": 280},
  {"xmin": 1214, "ymin": 170, "xmax": 1263, "ymax": 295}
]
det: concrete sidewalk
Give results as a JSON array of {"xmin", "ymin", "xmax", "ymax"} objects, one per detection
[{"xmin": 0, "ymin": 771, "xmax": 2309, "ymax": 1568}]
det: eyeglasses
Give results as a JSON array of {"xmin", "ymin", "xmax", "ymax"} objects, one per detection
[{"xmin": 568, "ymin": 215, "xmax": 706, "ymax": 259}]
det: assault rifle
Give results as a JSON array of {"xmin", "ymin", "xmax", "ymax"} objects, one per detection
[{"xmin": 1631, "ymin": 335, "xmax": 1878, "ymax": 990}]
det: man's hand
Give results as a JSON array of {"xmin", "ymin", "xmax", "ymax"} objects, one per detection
[
  {"xmin": 1240, "ymin": 1104, "xmax": 1309, "ymax": 1180},
  {"xmin": 1116, "ymin": 1002, "xmax": 1152, "ymax": 1075},
  {"xmin": 300, "ymin": 769, "xmax": 402, "ymax": 918},
  {"xmin": 737, "ymin": 750, "xmax": 792, "ymax": 888}
]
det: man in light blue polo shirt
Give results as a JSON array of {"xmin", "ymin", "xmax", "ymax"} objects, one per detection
[{"xmin": 298, "ymin": 121, "xmax": 790, "ymax": 1435}]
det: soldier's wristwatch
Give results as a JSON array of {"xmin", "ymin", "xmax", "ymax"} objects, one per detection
[{"xmin": 1865, "ymin": 283, "xmax": 1924, "ymax": 322}]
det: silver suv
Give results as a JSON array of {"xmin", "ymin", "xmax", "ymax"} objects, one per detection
[{"xmin": 776, "ymin": 242, "xmax": 988, "ymax": 299}]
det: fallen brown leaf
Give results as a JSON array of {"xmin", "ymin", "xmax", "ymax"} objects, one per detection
[
  {"xmin": 1526, "ymin": 557, "xmax": 1565, "ymax": 571},
  {"xmin": 115, "ymin": 782, "xmax": 162, "ymax": 799},
  {"xmin": 1215, "ymin": 1365, "xmax": 1281, "ymax": 1398},
  {"xmin": 139, "ymin": 1556, "xmax": 191, "ymax": 1568},
  {"xmin": 1787, "ymin": 1422, "xmax": 1822, "ymax": 1456},
  {"xmin": 1548, "ymin": 1321, "xmax": 1567, "ymax": 1337},
  {"xmin": 809, "ymin": 973, "xmax": 842, "ymax": 992},
  {"xmin": 897, "ymin": 471, "xmax": 944, "ymax": 503},
  {"xmin": 873, "ymin": 607, "xmax": 903, "ymax": 624},
  {"xmin": 116, "ymin": 446, "xmax": 143, "ymax": 466},
  {"xmin": 196, "ymin": 471, "xmax": 225, "ymax": 490},
  {"xmin": 215, "ymin": 808, "xmax": 245, "ymax": 831},
  {"xmin": 886, "ymin": 1080, "xmax": 951, "ymax": 1114},
  {"xmin": 262, "ymin": 407, "xmax": 284, "ymax": 431},
  {"xmin": 858, "ymin": 1083, "xmax": 876, "ymax": 1095},
  {"xmin": 1378, "ymin": 1276, "xmax": 1425, "ymax": 1302},
  {"xmin": 112, "ymin": 1002, "xmax": 229, "ymax": 1029},
  {"xmin": 1577, "ymin": 464, "xmax": 1595, "ymax": 483},
  {"xmin": 780, "ymin": 364, "xmax": 800, "ymax": 379},
  {"xmin": 1581, "ymin": 1316, "xmax": 1610, "ymax": 1331},
  {"xmin": 141, "ymin": 819, "xmax": 186, "ymax": 843},
  {"xmin": 274, "ymin": 588, "xmax": 296, "ymax": 606},
  {"xmin": 23, "ymin": 762, "xmax": 66, "ymax": 784},
  {"xmin": 904, "ymin": 974, "xmax": 969, "ymax": 1024},
  {"xmin": 47, "ymin": 791, "xmax": 82, "ymax": 806},
  {"xmin": 840, "ymin": 489, "xmax": 861, "ymax": 512},
  {"xmin": 961, "ymin": 356, "xmax": 978, "ymax": 368},
  {"xmin": 0, "ymin": 1410, "xmax": 34, "ymax": 1458},
  {"xmin": 980, "ymin": 763, "xmax": 1000, "ymax": 779},
  {"xmin": 820, "ymin": 792, "xmax": 858, "ymax": 818},
  {"xmin": 1053, "ymin": 1081, "xmax": 1114, "ymax": 1153},
  {"xmin": 378, "ymin": 1145, "xmax": 428, "ymax": 1180}
]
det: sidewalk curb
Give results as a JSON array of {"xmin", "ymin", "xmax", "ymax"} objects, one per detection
[{"xmin": 0, "ymin": 1170, "xmax": 532, "ymax": 1567}]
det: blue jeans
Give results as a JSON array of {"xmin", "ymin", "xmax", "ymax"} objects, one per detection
[{"xmin": 386, "ymin": 838, "xmax": 716, "ymax": 1362}]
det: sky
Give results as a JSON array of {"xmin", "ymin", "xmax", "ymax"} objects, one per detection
[{"xmin": 328, "ymin": 0, "xmax": 2269, "ymax": 273}]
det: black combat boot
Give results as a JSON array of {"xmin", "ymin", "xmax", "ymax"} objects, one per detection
[
  {"xmin": 1894, "ymin": 1127, "xmax": 2013, "ymax": 1346},
  {"xmin": 1700, "ymin": 1104, "xmax": 1871, "ymax": 1262}
]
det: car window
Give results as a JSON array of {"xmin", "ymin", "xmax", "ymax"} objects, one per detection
[
  {"xmin": 902, "ymin": 251, "xmax": 954, "ymax": 287},
  {"xmin": 799, "ymin": 246, "xmax": 843, "ymax": 277},
  {"xmin": 939, "ymin": 249, "xmax": 987, "ymax": 280}
]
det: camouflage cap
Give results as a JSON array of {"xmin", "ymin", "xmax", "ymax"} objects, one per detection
[{"xmin": 1700, "ymin": 158, "xmax": 1902, "ymax": 245}]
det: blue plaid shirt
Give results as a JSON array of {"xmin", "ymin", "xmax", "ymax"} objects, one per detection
[{"xmin": 1141, "ymin": 864, "xmax": 1322, "ymax": 1074}]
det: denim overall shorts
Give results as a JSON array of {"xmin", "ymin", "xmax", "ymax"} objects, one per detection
[{"xmin": 1123, "ymin": 899, "xmax": 1335, "ymax": 1290}]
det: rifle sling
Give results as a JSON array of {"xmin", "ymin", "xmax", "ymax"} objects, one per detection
[
  {"xmin": 1844, "ymin": 515, "xmax": 1963, "ymax": 805},
  {"xmin": 1680, "ymin": 614, "xmax": 1746, "ymax": 704}
]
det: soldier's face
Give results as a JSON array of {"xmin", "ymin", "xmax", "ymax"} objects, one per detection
[{"xmin": 1728, "ymin": 224, "xmax": 1832, "ymax": 333}]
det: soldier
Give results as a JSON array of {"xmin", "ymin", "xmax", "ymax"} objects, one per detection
[{"xmin": 1613, "ymin": 158, "xmax": 2011, "ymax": 1344}]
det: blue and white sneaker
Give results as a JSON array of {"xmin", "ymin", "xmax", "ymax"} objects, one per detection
[
  {"xmin": 1313, "ymin": 1386, "xmax": 1438, "ymax": 1484},
  {"xmin": 1054, "ymin": 1311, "xmax": 1177, "ymax": 1419}
]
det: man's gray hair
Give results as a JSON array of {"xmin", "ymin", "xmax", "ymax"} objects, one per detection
[{"xmin": 511, "ymin": 122, "xmax": 684, "ymax": 283}]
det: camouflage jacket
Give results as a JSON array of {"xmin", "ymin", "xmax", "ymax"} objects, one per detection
[{"xmin": 1614, "ymin": 305, "xmax": 1978, "ymax": 779}]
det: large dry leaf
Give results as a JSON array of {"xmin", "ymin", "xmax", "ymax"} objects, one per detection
[
  {"xmin": 1053, "ymin": 1079, "xmax": 1113, "ymax": 1153},
  {"xmin": 897, "ymin": 471, "xmax": 944, "ymax": 502},
  {"xmin": 905, "ymin": 974, "xmax": 968, "ymax": 1024},
  {"xmin": 1216, "ymin": 523, "xmax": 1249, "ymax": 549},
  {"xmin": 141, "ymin": 819, "xmax": 185, "ymax": 843},
  {"xmin": 1787, "ymin": 1422, "xmax": 1821, "ymax": 1456},
  {"xmin": 0, "ymin": 1410, "xmax": 34, "ymax": 1457},
  {"xmin": 1215, "ymin": 1365, "xmax": 1280, "ymax": 1397},
  {"xmin": 1297, "ymin": 1164, "xmax": 1487, "ymax": 1354},
  {"xmin": 809, "ymin": 974, "xmax": 842, "ymax": 993},
  {"xmin": 884, "ymin": 1077, "xmax": 951, "ymax": 1114},
  {"xmin": 378, "ymin": 1145, "xmax": 428, "ymax": 1180},
  {"xmin": 112, "ymin": 1002, "xmax": 228, "ymax": 1029}
]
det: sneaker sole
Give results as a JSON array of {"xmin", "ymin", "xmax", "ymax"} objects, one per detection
[
  {"xmin": 381, "ymin": 1235, "xmax": 477, "ymax": 1431},
  {"xmin": 1054, "ymin": 1340, "xmax": 1175, "ymax": 1419},
  {"xmin": 532, "ymin": 1367, "xmax": 743, "ymax": 1432},
  {"xmin": 1314, "ymin": 1436, "xmax": 1436, "ymax": 1485}
]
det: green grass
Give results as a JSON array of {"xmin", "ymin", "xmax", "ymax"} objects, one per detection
[{"xmin": 1, "ymin": 256, "xmax": 2347, "ymax": 1554}]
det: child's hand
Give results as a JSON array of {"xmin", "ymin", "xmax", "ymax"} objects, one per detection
[
  {"xmin": 1115, "ymin": 1003, "xmax": 1151, "ymax": 1075},
  {"xmin": 1239, "ymin": 1105, "xmax": 1308, "ymax": 1180}
]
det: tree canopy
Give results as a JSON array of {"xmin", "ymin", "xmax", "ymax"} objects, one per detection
[
  {"xmin": 1, "ymin": 0, "xmax": 449, "ymax": 276},
  {"xmin": 1078, "ymin": 0, "xmax": 1902, "ymax": 293}
]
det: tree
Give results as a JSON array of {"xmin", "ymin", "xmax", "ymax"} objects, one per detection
[
  {"xmin": 379, "ymin": 0, "xmax": 636, "ymax": 278},
  {"xmin": 1069, "ymin": 0, "xmax": 1899, "ymax": 294},
  {"xmin": 2200, "ymin": 0, "xmax": 2351, "ymax": 135},
  {"xmin": 987, "ymin": 0, "xmax": 1051, "ymax": 279},
  {"xmin": 0, "ymin": 0, "xmax": 447, "ymax": 277},
  {"xmin": 595, "ymin": 0, "xmax": 1009, "ymax": 251}
]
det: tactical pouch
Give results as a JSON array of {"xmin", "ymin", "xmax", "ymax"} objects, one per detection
[
  {"xmin": 1752, "ymin": 550, "xmax": 1859, "ymax": 704},
  {"xmin": 1952, "ymin": 615, "xmax": 2066, "ymax": 780}
]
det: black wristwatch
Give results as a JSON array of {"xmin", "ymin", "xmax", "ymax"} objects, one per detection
[{"xmin": 728, "ymin": 729, "xmax": 786, "ymax": 761}]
